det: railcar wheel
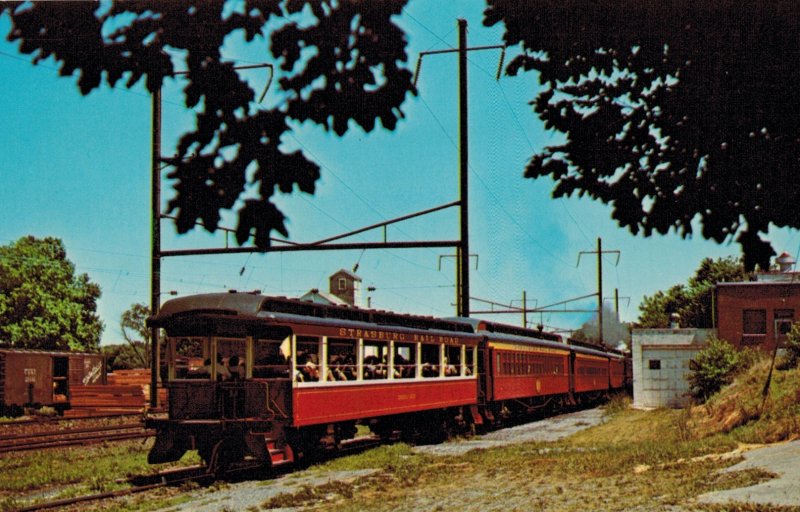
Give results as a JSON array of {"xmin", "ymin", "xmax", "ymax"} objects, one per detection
[
  {"xmin": 399, "ymin": 412, "xmax": 447, "ymax": 445},
  {"xmin": 199, "ymin": 437, "xmax": 245, "ymax": 472},
  {"xmin": 368, "ymin": 419, "xmax": 396, "ymax": 441}
]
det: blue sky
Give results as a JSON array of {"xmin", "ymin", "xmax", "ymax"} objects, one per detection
[{"xmin": 2, "ymin": 2, "xmax": 797, "ymax": 346}]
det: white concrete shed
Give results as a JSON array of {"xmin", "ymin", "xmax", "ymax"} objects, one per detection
[{"xmin": 631, "ymin": 328, "xmax": 715, "ymax": 408}]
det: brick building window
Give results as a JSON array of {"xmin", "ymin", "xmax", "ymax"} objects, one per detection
[
  {"xmin": 338, "ymin": 278, "xmax": 347, "ymax": 291},
  {"xmin": 775, "ymin": 309, "xmax": 794, "ymax": 339},
  {"xmin": 648, "ymin": 360, "xmax": 661, "ymax": 370},
  {"xmin": 743, "ymin": 309, "xmax": 767, "ymax": 334},
  {"xmin": 742, "ymin": 309, "xmax": 767, "ymax": 345}
]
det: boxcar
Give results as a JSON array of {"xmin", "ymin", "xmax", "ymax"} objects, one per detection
[{"xmin": 0, "ymin": 349, "xmax": 105, "ymax": 415}]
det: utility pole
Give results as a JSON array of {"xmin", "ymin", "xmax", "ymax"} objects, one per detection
[
  {"xmin": 577, "ymin": 237, "xmax": 620, "ymax": 345},
  {"xmin": 522, "ymin": 290, "xmax": 527, "ymax": 328},
  {"xmin": 603, "ymin": 288, "xmax": 630, "ymax": 324}
]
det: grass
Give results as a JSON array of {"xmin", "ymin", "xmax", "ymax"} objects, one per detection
[
  {"xmin": 0, "ymin": 439, "xmax": 200, "ymax": 511},
  {"xmin": 688, "ymin": 356, "xmax": 800, "ymax": 443}
]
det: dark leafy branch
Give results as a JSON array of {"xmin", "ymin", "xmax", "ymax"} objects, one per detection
[
  {"xmin": 485, "ymin": 0, "xmax": 800, "ymax": 270},
  {"xmin": 2, "ymin": 1, "xmax": 414, "ymax": 247}
]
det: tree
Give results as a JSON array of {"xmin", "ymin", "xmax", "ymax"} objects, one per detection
[
  {"xmin": 484, "ymin": 1, "xmax": 800, "ymax": 270},
  {"xmin": 638, "ymin": 256, "xmax": 746, "ymax": 328},
  {"xmin": 120, "ymin": 303, "xmax": 150, "ymax": 368},
  {"xmin": 102, "ymin": 342, "xmax": 148, "ymax": 371},
  {"xmin": 0, "ymin": 236, "xmax": 103, "ymax": 350},
  {"xmin": 2, "ymin": 1, "xmax": 414, "ymax": 247}
]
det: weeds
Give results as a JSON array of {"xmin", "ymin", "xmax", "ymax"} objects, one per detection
[
  {"xmin": 602, "ymin": 393, "xmax": 631, "ymax": 416},
  {"xmin": 261, "ymin": 480, "xmax": 355, "ymax": 509}
]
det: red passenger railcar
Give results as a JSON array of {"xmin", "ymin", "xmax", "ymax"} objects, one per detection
[
  {"xmin": 609, "ymin": 351, "xmax": 627, "ymax": 390},
  {"xmin": 146, "ymin": 293, "xmax": 482, "ymax": 467},
  {"xmin": 146, "ymin": 293, "xmax": 632, "ymax": 470},
  {"xmin": 464, "ymin": 320, "xmax": 572, "ymax": 419},
  {"xmin": 572, "ymin": 351, "xmax": 610, "ymax": 395}
]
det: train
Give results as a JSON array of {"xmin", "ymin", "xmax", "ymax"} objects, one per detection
[
  {"xmin": 145, "ymin": 292, "xmax": 631, "ymax": 469},
  {"xmin": 0, "ymin": 348, "xmax": 106, "ymax": 416}
]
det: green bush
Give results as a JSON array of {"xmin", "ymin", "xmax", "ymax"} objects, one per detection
[
  {"xmin": 688, "ymin": 336, "xmax": 743, "ymax": 402},
  {"xmin": 784, "ymin": 322, "xmax": 800, "ymax": 368}
]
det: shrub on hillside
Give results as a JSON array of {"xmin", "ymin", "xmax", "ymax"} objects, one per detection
[
  {"xmin": 688, "ymin": 336, "xmax": 743, "ymax": 402},
  {"xmin": 784, "ymin": 322, "xmax": 800, "ymax": 368}
]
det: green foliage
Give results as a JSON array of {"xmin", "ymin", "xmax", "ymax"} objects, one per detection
[
  {"xmin": 783, "ymin": 322, "xmax": 800, "ymax": 368},
  {"xmin": 2, "ymin": 2, "xmax": 414, "ymax": 249},
  {"xmin": 102, "ymin": 342, "xmax": 148, "ymax": 370},
  {"xmin": 0, "ymin": 236, "xmax": 103, "ymax": 351},
  {"xmin": 638, "ymin": 256, "xmax": 746, "ymax": 328},
  {"xmin": 690, "ymin": 355, "xmax": 800, "ymax": 443},
  {"xmin": 119, "ymin": 303, "xmax": 151, "ymax": 367},
  {"xmin": 485, "ymin": 2, "xmax": 800, "ymax": 269},
  {"xmin": 688, "ymin": 337, "xmax": 743, "ymax": 402}
]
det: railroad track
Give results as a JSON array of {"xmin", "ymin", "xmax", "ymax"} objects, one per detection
[
  {"xmin": 0, "ymin": 422, "xmax": 152, "ymax": 453},
  {"xmin": 17, "ymin": 435, "xmax": 382, "ymax": 511},
  {"xmin": 15, "ymin": 464, "xmax": 213, "ymax": 512}
]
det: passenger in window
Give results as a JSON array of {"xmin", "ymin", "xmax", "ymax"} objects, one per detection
[
  {"xmin": 443, "ymin": 357, "xmax": 458, "ymax": 377},
  {"xmin": 227, "ymin": 355, "xmax": 244, "ymax": 379},
  {"xmin": 421, "ymin": 361, "xmax": 437, "ymax": 377},
  {"xmin": 201, "ymin": 356, "xmax": 231, "ymax": 380},
  {"xmin": 363, "ymin": 355, "xmax": 380, "ymax": 379},
  {"xmin": 342, "ymin": 355, "xmax": 357, "ymax": 380},
  {"xmin": 298, "ymin": 353, "xmax": 320, "ymax": 382},
  {"xmin": 217, "ymin": 354, "xmax": 232, "ymax": 380},
  {"xmin": 328, "ymin": 355, "xmax": 346, "ymax": 381},
  {"xmin": 394, "ymin": 353, "xmax": 411, "ymax": 378}
]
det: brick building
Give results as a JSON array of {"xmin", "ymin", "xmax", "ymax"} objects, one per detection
[
  {"xmin": 715, "ymin": 252, "xmax": 799, "ymax": 352},
  {"xmin": 716, "ymin": 280, "xmax": 800, "ymax": 352}
]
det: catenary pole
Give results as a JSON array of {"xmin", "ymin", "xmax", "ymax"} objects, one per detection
[
  {"xmin": 597, "ymin": 237, "xmax": 603, "ymax": 345},
  {"xmin": 458, "ymin": 18, "xmax": 470, "ymax": 318},
  {"xmin": 150, "ymin": 87, "xmax": 161, "ymax": 409}
]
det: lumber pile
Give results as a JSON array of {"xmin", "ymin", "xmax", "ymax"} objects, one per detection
[
  {"xmin": 69, "ymin": 385, "xmax": 146, "ymax": 414},
  {"xmin": 107, "ymin": 369, "xmax": 150, "ymax": 386}
]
